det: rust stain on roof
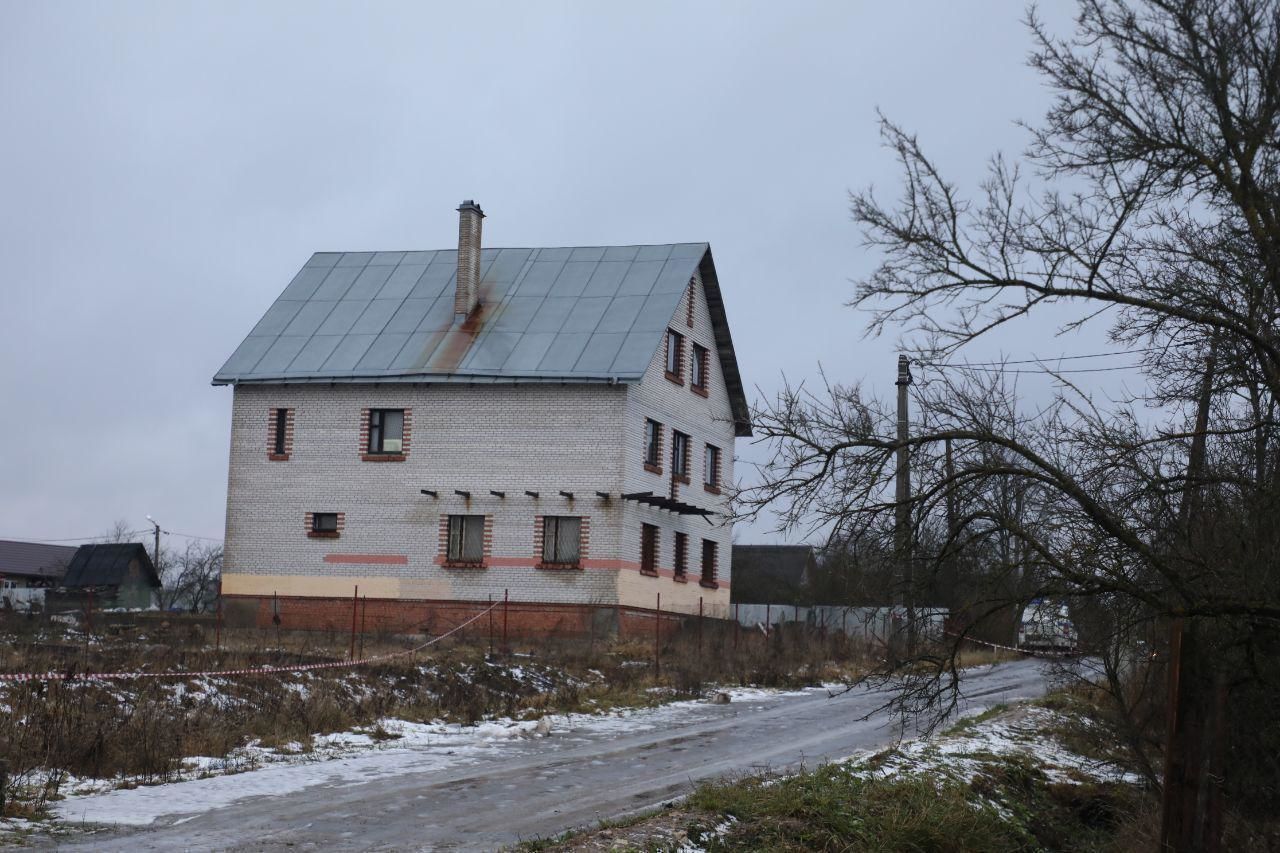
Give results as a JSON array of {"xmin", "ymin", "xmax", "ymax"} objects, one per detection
[{"xmin": 411, "ymin": 284, "xmax": 502, "ymax": 373}]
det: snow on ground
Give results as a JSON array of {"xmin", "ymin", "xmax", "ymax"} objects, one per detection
[
  {"xmin": 48, "ymin": 685, "xmax": 816, "ymax": 828},
  {"xmin": 847, "ymin": 704, "xmax": 1139, "ymax": 787}
]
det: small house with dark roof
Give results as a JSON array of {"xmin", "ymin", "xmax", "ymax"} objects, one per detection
[
  {"xmin": 730, "ymin": 545, "xmax": 817, "ymax": 605},
  {"xmin": 213, "ymin": 201, "xmax": 750, "ymax": 635},
  {"xmin": 0, "ymin": 540, "xmax": 77, "ymax": 610},
  {"xmin": 59, "ymin": 543, "xmax": 161, "ymax": 610}
]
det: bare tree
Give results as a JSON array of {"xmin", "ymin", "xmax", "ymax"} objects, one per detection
[
  {"xmin": 741, "ymin": 1, "xmax": 1280, "ymax": 845},
  {"xmin": 157, "ymin": 540, "xmax": 222, "ymax": 613}
]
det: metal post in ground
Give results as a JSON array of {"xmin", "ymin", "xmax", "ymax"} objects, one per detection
[
  {"xmin": 654, "ymin": 592, "xmax": 661, "ymax": 681},
  {"xmin": 0, "ymin": 758, "xmax": 7, "ymax": 817},
  {"xmin": 503, "ymin": 588, "xmax": 509, "ymax": 652},
  {"xmin": 698, "ymin": 597, "xmax": 703, "ymax": 653},
  {"xmin": 360, "ymin": 596, "xmax": 368, "ymax": 660},
  {"xmin": 349, "ymin": 585, "xmax": 359, "ymax": 661},
  {"xmin": 734, "ymin": 602, "xmax": 739, "ymax": 652},
  {"xmin": 488, "ymin": 593, "xmax": 494, "ymax": 656},
  {"xmin": 215, "ymin": 584, "xmax": 223, "ymax": 653}
]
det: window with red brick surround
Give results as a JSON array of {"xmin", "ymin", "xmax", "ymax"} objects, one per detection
[
  {"xmin": 664, "ymin": 329, "xmax": 684, "ymax": 385},
  {"xmin": 306, "ymin": 511, "xmax": 344, "ymax": 538},
  {"xmin": 691, "ymin": 344, "xmax": 709, "ymax": 397},
  {"xmin": 643, "ymin": 419, "xmax": 663, "ymax": 474},
  {"xmin": 640, "ymin": 524, "xmax": 660, "ymax": 576},
  {"xmin": 440, "ymin": 514, "xmax": 490, "ymax": 567},
  {"xmin": 268, "ymin": 407, "xmax": 294, "ymax": 461},
  {"xmin": 700, "ymin": 538, "xmax": 718, "ymax": 588},
  {"xmin": 671, "ymin": 431, "xmax": 690, "ymax": 483},
  {"xmin": 359, "ymin": 407, "xmax": 412, "ymax": 461},
  {"xmin": 535, "ymin": 516, "xmax": 587, "ymax": 569},
  {"xmin": 704, "ymin": 444, "xmax": 721, "ymax": 494},
  {"xmin": 673, "ymin": 531, "xmax": 688, "ymax": 582}
]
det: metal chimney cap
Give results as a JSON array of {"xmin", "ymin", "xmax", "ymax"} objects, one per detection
[{"xmin": 458, "ymin": 200, "xmax": 485, "ymax": 215}]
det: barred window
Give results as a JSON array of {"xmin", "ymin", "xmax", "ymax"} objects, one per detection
[{"xmin": 542, "ymin": 516, "xmax": 581, "ymax": 564}]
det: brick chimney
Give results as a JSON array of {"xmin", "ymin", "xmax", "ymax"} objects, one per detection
[{"xmin": 455, "ymin": 200, "xmax": 484, "ymax": 317}]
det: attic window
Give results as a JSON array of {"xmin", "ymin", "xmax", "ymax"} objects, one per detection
[
  {"xmin": 665, "ymin": 330, "xmax": 684, "ymax": 384},
  {"xmin": 691, "ymin": 345, "xmax": 709, "ymax": 396},
  {"xmin": 367, "ymin": 409, "xmax": 405, "ymax": 456},
  {"xmin": 671, "ymin": 431, "xmax": 690, "ymax": 482}
]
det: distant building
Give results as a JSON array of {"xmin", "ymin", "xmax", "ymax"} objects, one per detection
[
  {"xmin": 211, "ymin": 201, "xmax": 751, "ymax": 635},
  {"xmin": 0, "ymin": 539, "xmax": 76, "ymax": 610},
  {"xmin": 58, "ymin": 543, "xmax": 162, "ymax": 610},
  {"xmin": 730, "ymin": 545, "xmax": 816, "ymax": 605}
]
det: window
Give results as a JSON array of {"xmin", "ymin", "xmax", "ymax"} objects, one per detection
[
  {"xmin": 644, "ymin": 419, "xmax": 663, "ymax": 471},
  {"xmin": 701, "ymin": 539, "xmax": 718, "ymax": 588},
  {"xmin": 312, "ymin": 513, "xmax": 338, "ymax": 533},
  {"xmin": 272, "ymin": 408, "xmax": 288, "ymax": 455},
  {"xmin": 704, "ymin": 444, "xmax": 721, "ymax": 492},
  {"xmin": 447, "ymin": 515, "xmax": 485, "ymax": 564},
  {"xmin": 671, "ymin": 431, "xmax": 689, "ymax": 480},
  {"xmin": 542, "ymin": 516, "xmax": 582, "ymax": 565},
  {"xmin": 665, "ymin": 329, "xmax": 684, "ymax": 382},
  {"xmin": 691, "ymin": 344, "xmax": 709, "ymax": 394},
  {"xmin": 368, "ymin": 408, "xmax": 405, "ymax": 455},
  {"xmin": 674, "ymin": 532, "xmax": 688, "ymax": 580},
  {"xmin": 641, "ymin": 524, "xmax": 659, "ymax": 575}
]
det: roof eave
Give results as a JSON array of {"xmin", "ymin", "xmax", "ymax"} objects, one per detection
[{"xmin": 696, "ymin": 249, "xmax": 753, "ymax": 437}]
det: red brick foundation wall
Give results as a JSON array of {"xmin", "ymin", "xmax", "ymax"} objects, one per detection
[{"xmin": 224, "ymin": 594, "xmax": 692, "ymax": 641}]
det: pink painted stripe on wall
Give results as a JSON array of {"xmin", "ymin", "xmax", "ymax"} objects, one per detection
[{"xmin": 323, "ymin": 554, "xmax": 409, "ymax": 565}]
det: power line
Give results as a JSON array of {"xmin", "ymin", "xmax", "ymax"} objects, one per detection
[
  {"xmin": 919, "ymin": 347, "xmax": 1154, "ymax": 368},
  {"xmin": 164, "ymin": 530, "xmax": 224, "ymax": 542},
  {"xmin": 921, "ymin": 362, "xmax": 1144, "ymax": 375}
]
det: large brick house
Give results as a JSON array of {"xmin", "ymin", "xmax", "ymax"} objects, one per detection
[{"xmin": 213, "ymin": 202, "xmax": 750, "ymax": 635}]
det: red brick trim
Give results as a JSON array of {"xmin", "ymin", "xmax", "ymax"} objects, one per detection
[
  {"xmin": 643, "ymin": 463, "xmax": 663, "ymax": 475},
  {"xmin": 699, "ymin": 579, "xmax": 720, "ymax": 590},
  {"xmin": 323, "ymin": 554, "xmax": 409, "ymax": 565},
  {"xmin": 672, "ymin": 574, "xmax": 689, "ymax": 583},
  {"xmin": 359, "ymin": 407, "xmax": 412, "ymax": 460},
  {"xmin": 686, "ymin": 278, "xmax": 696, "ymax": 328},
  {"xmin": 304, "ymin": 511, "xmax": 344, "ymax": 539},
  {"xmin": 534, "ymin": 515, "xmax": 589, "ymax": 570},
  {"xmin": 639, "ymin": 569, "xmax": 660, "ymax": 578},
  {"xmin": 691, "ymin": 385, "xmax": 709, "ymax": 399},
  {"xmin": 436, "ymin": 513, "xmax": 491, "ymax": 568},
  {"xmin": 267, "ymin": 407, "xmax": 295, "ymax": 461},
  {"xmin": 664, "ymin": 329, "xmax": 684, "ymax": 386}
]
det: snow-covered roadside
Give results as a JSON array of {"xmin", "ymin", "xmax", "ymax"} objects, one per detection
[
  {"xmin": 48, "ymin": 685, "xmax": 813, "ymax": 829},
  {"xmin": 846, "ymin": 703, "xmax": 1140, "ymax": 787}
]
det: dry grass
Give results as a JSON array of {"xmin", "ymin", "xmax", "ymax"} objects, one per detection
[{"xmin": 0, "ymin": 612, "xmax": 873, "ymax": 815}]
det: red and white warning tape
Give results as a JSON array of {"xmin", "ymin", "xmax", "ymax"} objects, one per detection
[
  {"xmin": 0, "ymin": 602, "xmax": 500, "ymax": 683},
  {"xmin": 945, "ymin": 630, "xmax": 1077, "ymax": 659}
]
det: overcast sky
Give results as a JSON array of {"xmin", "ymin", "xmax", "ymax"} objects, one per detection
[{"xmin": 1, "ymin": 1, "xmax": 1110, "ymax": 549}]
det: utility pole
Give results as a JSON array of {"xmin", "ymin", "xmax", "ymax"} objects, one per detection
[
  {"xmin": 145, "ymin": 515, "xmax": 161, "ymax": 575},
  {"xmin": 895, "ymin": 355, "xmax": 916, "ymax": 656}
]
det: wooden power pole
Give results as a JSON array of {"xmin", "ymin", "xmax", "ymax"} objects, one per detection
[{"xmin": 896, "ymin": 355, "xmax": 916, "ymax": 655}]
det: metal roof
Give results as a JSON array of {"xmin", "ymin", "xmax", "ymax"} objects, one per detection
[
  {"xmin": 63, "ymin": 543, "xmax": 161, "ymax": 589},
  {"xmin": 0, "ymin": 540, "xmax": 77, "ymax": 579},
  {"xmin": 213, "ymin": 243, "xmax": 751, "ymax": 435}
]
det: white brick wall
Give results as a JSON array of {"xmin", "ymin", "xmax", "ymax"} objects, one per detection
[{"xmin": 222, "ymin": 271, "xmax": 738, "ymax": 617}]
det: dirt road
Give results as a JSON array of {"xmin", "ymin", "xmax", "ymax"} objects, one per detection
[{"xmin": 44, "ymin": 659, "xmax": 1064, "ymax": 851}]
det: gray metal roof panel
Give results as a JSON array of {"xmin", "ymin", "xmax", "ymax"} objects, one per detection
[{"xmin": 213, "ymin": 243, "xmax": 738, "ymax": 392}]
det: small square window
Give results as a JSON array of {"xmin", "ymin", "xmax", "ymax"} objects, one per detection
[
  {"xmin": 641, "ymin": 524, "xmax": 659, "ymax": 575},
  {"xmin": 312, "ymin": 513, "xmax": 338, "ymax": 533},
  {"xmin": 447, "ymin": 515, "xmax": 485, "ymax": 564},
  {"xmin": 368, "ymin": 409, "xmax": 405, "ymax": 454},
  {"xmin": 542, "ymin": 516, "xmax": 581, "ymax": 565}
]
